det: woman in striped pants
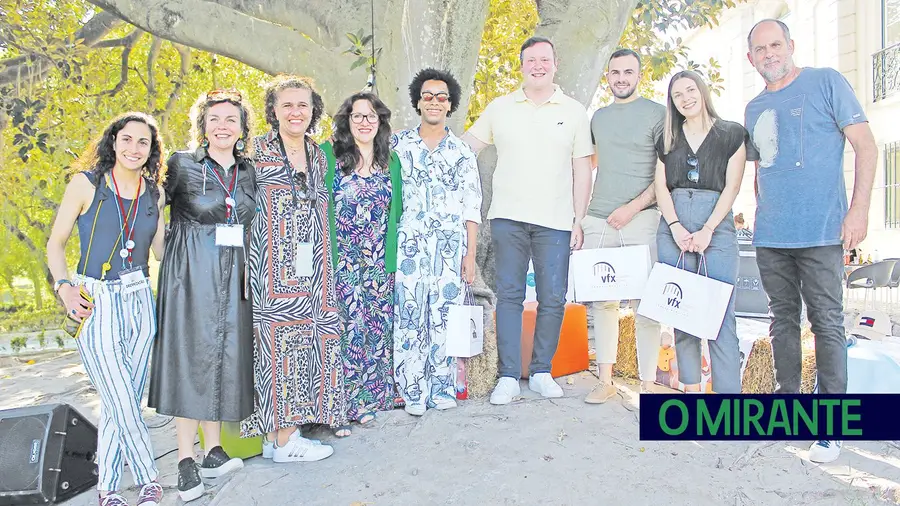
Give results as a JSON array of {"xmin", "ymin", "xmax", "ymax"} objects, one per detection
[{"xmin": 46, "ymin": 112, "xmax": 168, "ymax": 506}]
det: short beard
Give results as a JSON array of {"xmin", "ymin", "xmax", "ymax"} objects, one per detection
[
  {"xmin": 611, "ymin": 84, "xmax": 637, "ymax": 100},
  {"xmin": 759, "ymin": 61, "xmax": 792, "ymax": 83}
]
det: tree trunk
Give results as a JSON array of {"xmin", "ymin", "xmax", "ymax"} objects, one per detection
[{"xmin": 30, "ymin": 269, "xmax": 44, "ymax": 310}]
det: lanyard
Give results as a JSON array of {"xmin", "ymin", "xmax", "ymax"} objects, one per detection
[
  {"xmin": 276, "ymin": 134, "xmax": 312, "ymax": 207},
  {"xmin": 109, "ymin": 173, "xmax": 141, "ymax": 267},
  {"xmin": 204, "ymin": 159, "xmax": 239, "ymax": 223}
]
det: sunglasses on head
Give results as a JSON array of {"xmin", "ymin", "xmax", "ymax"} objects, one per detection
[
  {"xmin": 687, "ymin": 154, "xmax": 700, "ymax": 183},
  {"xmin": 207, "ymin": 89, "xmax": 242, "ymax": 102},
  {"xmin": 421, "ymin": 92, "xmax": 449, "ymax": 103}
]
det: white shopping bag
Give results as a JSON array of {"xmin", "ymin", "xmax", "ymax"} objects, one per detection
[
  {"xmin": 570, "ymin": 230, "xmax": 651, "ymax": 302},
  {"xmin": 637, "ymin": 254, "xmax": 734, "ymax": 341},
  {"xmin": 446, "ymin": 287, "xmax": 484, "ymax": 358}
]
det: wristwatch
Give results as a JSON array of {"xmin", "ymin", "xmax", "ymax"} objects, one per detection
[{"xmin": 54, "ymin": 279, "xmax": 74, "ymax": 293}]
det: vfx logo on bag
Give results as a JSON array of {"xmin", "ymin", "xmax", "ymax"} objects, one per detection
[
  {"xmin": 592, "ymin": 262, "xmax": 616, "ymax": 283},
  {"xmin": 663, "ymin": 282, "xmax": 683, "ymax": 309}
]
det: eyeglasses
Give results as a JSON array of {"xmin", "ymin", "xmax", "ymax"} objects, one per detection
[
  {"xmin": 350, "ymin": 113, "xmax": 379, "ymax": 124},
  {"xmin": 421, "ymin": 92, "xmax": 450, "ymax": 103},
  {"xmin": 687, "ymin": 154, "xmax": 700, "ymax": 183},
  {"xmin": 207, "ymin": 89, "xmax": 242, "ymax": 102}
]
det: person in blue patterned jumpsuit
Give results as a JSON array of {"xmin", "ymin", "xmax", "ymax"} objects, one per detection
[{"xmin": 391, "ymin": 68, "xmax": 483, "ymax": 415}]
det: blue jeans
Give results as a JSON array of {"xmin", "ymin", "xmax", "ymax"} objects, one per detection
[
  {"xmin": 491, "ymin": 218, "xmax": 571, "ymax": 379},
  {"xmin": 657, "ymin": 189, "xmax": 740, "ymax": 393}
]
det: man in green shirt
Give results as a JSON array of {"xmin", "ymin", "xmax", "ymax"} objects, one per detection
[{"xmin": 582, "ymin": 48, "xmax": 666, "ymax": 403}]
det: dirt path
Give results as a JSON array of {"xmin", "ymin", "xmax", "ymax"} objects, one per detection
[{"xmin": 2, "ymin": 352, "xmax": 898, "ymax": 506}]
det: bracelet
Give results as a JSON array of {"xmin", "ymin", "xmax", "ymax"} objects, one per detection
[
  {"xmin": 54, "ymin": 279, "xmax": 74, "ymax": 293},
  {"xmin": 703, "ymin": 225, "xmax": 715, "ymax": 233},
  {"xmin": 667, "ymin": 220, "xmax": 680, "ymax": 228}
]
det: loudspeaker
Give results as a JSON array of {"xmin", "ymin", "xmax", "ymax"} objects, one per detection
[{"xmin": 0, "ymin": 404, "xmax": 98, "ymax": 505}]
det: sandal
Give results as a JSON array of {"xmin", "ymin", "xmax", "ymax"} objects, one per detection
[
  {"xmin": 358, "ymin": 411, "xmax": 377, "ymax": 426},
  {"xmin": 333, "ymin": 425, "xmax": 351, "ymax": 438}
]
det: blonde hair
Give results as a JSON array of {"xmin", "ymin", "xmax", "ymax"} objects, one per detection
[{"xmin": 662, "ymin": 70, "xmax": 720, "ymax": 154}]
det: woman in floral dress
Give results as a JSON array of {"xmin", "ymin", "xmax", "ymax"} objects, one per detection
[{"xmin": 322, "ymin": 92, "xmax": 402, "ymax": 436}]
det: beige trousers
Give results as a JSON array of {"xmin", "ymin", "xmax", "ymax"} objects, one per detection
[{"xmin": 581, "ymin": 210, "xmax": 662, "ymax": 381}]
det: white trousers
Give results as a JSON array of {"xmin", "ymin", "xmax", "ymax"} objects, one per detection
[
  {"xmin": 74, "ymin": 275, "xmax": 159, "ymax": 491},
  {"xmin": 581, "ymin": 211, "xmax": 662, "ymax": 381}
]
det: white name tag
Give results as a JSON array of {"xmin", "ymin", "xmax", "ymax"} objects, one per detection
[
  {"xmin": 295, "ymin": 242, "xmax": 314, "ymax": 278},
  {"xmin": 215, "ymin": 224, "xmax": 244, "ymax": 247},
  {"xmin": 120, "ymin": 267, "xmax": 148, "ymax": 295}
]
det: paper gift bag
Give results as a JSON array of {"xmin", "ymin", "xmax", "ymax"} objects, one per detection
[
  {"xmin": 637, "ymin": 256, "xmax": 734, "ymax": 341},
  {"xmin": 570, "ymin": 243, "xmax": 651, "ymax": 302},
  {"xmin": 446, "ymin": 288, "xmax": 484, "ymax": 358}
]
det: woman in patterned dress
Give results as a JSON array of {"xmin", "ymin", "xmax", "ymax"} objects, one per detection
[
  {"xmin": 322, "ymin": 92, "xmax": 402, "ymax": 436},
  {"xmin": 240, "ymin": 75, "xmax": 344, "ymax": 460}
]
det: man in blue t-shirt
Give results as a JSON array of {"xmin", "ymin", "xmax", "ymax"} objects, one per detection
[{"xmin": 744, "ymin": 19, "xmax": 877, "ymax": 464}]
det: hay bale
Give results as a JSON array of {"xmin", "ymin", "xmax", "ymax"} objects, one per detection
[
  {"xmin": 800, "ymin": 329, "xmax": 818, "ymax": 393},
  {"xmin": 740, "ymin": 329, "xmax": 818, "ymax": 393},
  {"xmin": 465, "ymin": 288, "xmax": 499, "ymax": 398},
  {"xmin": 613, "ymin": 312, "xmax": 639, "ymax": 380},
  {"xmin": 741, "ymin": 338, "xmax": 776, "ymax": 393}
]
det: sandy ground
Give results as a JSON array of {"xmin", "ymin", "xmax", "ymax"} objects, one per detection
[{"xmin": 2, "ymin": 348, "xmax": 900, "ymax": 506}]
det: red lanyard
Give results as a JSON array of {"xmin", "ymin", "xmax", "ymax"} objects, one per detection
[
  {"xmin": 205, "ymin": 161, "xmax": 239, "ymax": 222},
  {"xmin": 110, "ymin": 171, "xmax": 142, "ymax": 263}
]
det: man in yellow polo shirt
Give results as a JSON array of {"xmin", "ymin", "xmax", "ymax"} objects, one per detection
[{"xmin": 462, "ymin": 36, "xmax": 594, "ymax": 405}]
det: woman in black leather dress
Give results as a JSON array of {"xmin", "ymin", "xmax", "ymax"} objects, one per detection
[{"xmin": 148, "ymin": 89, "xmax": 256, "ymax": 502}]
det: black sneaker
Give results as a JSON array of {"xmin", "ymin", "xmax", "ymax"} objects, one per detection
[
  {"xmin": 199, "ymin": 446, "xmax": 244, "ymax": 479},
  {"xmin": 177, "ymin": 457, "xmax": 204, "ymax": 503}
]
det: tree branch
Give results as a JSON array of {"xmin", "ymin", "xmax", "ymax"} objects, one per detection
[
  {"xmin": 89, "ymin": 29, "xmax": 145, "ymax": 97},
  {"xmin": 158, "ymin": 44, "xmax": 191, "ymax": 145},
  {"xmin": 146, "ymin": 36, "xmax": 163, "ymax": 110},
  {"xmin": 84, "ymin": 0, "xmax": 365, "ymax": 110},
  {"xmin": 0, "ymin": 10, "xmax": 123, "ymax": 88}
]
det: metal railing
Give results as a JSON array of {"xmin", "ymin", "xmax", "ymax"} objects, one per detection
[
  {"xmin": 873, "ymin": 42, "xmax": 900, "ymax": 102},
  {"xmin": 887, "ymin": 141, "xmax": 900, "ymax": 230}
]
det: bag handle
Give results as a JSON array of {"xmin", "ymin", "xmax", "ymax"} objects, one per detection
[
  {"xmin": 464, "ymin": 282, "xmax": 475, "ymax": 306},
  {"xmin": 597, "ymin": 225, "xmax": 626, "ymax": 249},
  {"xmin": 674, "ymin": 252, "xmax": 710, "ymax": 277},
  {"xmin": 697, "ymin": 253, "xmax": 709, "ymax": 277}
]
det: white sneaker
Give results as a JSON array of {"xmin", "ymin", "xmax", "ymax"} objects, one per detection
[
  {"xmin": 262, "ymin": 430, "xmax": 322, "ymax": 459},
  {"xmin": 529, "ymin": 373, "xmax": 563, "ymax": 398},
  {"xmin": 433, "ymin": 396, "xmax": 457, "ymax": 410},
  {"xmin": 489, "ymin": 377, "xmax": 521, "ymax": 405},
  {"xmin": 404, "ymin": 404, "xmax": 426, "ymax": 416},
  {"xmin": 808, "ymin": 440, "xmax": 842, "ymax": 463},
  {"xmin": 272, "ymin": 436, "xmax": 334, "ymax": 463}
]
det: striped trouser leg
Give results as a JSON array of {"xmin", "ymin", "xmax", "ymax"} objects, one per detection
[{"xmin": 75, "ymin": 281, "xmax": 159, "ymax": 491}]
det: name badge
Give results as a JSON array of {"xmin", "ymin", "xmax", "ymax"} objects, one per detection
[
  {"xmin": 120, "ymin": 266, "xmax": 148, "ymax": 295},
  {"xmin": 216, "ymin": 224, "xmax": 245, "ymax": 247},
  {"xmin": 295, "ymin": 242, "xmax": 314, "ymax": 278}
]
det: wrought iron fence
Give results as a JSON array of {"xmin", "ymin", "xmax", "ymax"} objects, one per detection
[{"xmin": 873, "ymin": 42, "xmax": 900, "ymax": 102}]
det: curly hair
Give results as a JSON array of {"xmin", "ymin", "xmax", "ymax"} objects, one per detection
[
  {"xmin": 188, "ymin": 90, "xmax": 254, "ymax": 158},
  {"xmin": 332, "ymin": 92, "xmax": 392, "ymax": 176},
  {"xmin": 71, "ymin": 112, "xmax": 165, "ymax": 200},
  {"xmin": 263, "ymin": 74, "xmax": 324, "ymax": 134},
  {"xmin": 408, "ymin": 67, "xmax": 462, "ymax": 117}
]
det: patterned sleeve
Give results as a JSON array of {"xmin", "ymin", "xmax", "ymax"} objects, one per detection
[{"xmin": 461, "ymin": 148, "xmax": 483, "ymax": 224}]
